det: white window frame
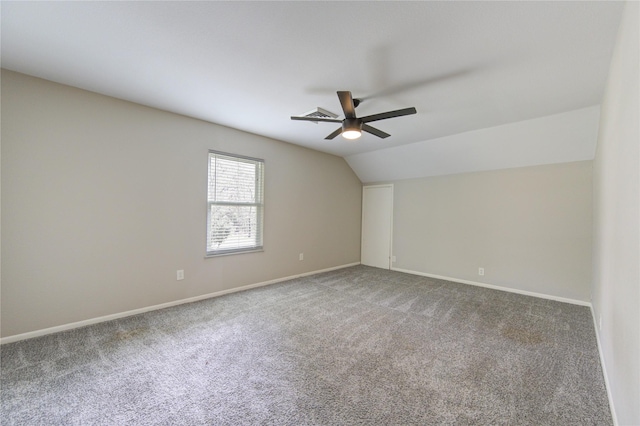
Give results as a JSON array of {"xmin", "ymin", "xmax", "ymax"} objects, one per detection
[{"xmin": 206, "ymin": 150, "xmax": 264, "ymax": 256}]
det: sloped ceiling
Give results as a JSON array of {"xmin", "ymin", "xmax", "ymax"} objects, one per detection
[{"xmin": 1, "ymin": 1, "xmax": 624, "ymax": 181}]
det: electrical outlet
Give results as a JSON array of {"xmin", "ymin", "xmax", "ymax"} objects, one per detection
[
  {"xmin": 478, "ymin": 267, "xmax": 485, "ymax": 276},
  {"xmin": 599, "ymin": 315, "xmax": 602, "ymax": 331},
  {"xmin": 299, "ymin": 253, "xmax": 304, "ymax": 261},
  {"xmin": 177, "ymin": 270, "xmax": 184, "ymax": 280}
]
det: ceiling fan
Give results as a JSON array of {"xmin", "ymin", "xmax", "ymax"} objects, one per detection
[{"xmin": 291, "ymin": 91, "xmax": 417, "ymax": 140}]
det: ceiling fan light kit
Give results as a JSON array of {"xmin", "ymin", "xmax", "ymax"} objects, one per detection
[
  {"xmin": 291, "ymin": 91, "xmax": 417, "ymax": 140},
  {"xmin": 342, "ymin": 118, "xmax": 362, "ymax": 140}
]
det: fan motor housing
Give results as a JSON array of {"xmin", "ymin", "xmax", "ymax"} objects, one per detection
[{"xmin": 342, "ymin": 118, "xmax": 362, "ymax": 132}]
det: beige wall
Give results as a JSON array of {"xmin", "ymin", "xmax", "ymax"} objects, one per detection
[
  {"xmin": 592, "ymin": 1, "xmax": 639, "ymax": 424},
  {"xmin": 1, "ymin": 70, "xmax": 362, "ymax": 338},
  {"xmin": 390, "ymin": 161, "xmax": 593, "ymax": 302}
]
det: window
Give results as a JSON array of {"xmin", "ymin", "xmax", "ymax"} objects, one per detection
[{"xmin": 207, "ymin": 151, "xmax": 264, "ymax": 256}]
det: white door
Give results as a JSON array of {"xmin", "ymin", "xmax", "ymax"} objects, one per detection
[{"xmin": 361, "ymin": 185, "xmax": 393, "ymax": 269}]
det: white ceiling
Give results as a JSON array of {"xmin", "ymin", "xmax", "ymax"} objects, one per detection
[{"xmin": 1, "ymin": 1, "xmax": 624, "ymax": 178}]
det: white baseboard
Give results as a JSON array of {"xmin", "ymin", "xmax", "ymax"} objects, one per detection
[
  {"xmin": 390, "ymin": 267, "xmax": 591, "ymax": 307},
  {"xmin": 0, "ymin": 262, "xmax": 360, "ymax": 345},
  {"xmin": 590, "ymin": 305, "xmax": 618, "ymax": 426}
]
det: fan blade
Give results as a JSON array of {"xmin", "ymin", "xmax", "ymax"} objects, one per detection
[
  {"xmin": 359, "ymin": 70, "xmax": 471, "ymax": 101},
  {"xmin": 325, "ymin": 127, "xmax": 343, "ymax": 140},
  {"xmin": 362, "ymin": 124, "xmax": 390, "ymax": 139},
  {"xmin": 361, "ymin": 107, "xmax": 417, "ymax": 123},
  {"xmin": 337, "ymin": 91, "xmax": 357, "ymax": 119},
  {"xmin": 291, "ymin": 116, "xmax": 342, "ymax": 123}
]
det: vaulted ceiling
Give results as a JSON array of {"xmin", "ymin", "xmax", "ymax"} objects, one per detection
[{"xmin": 1, "ymin": 1, "xmax": 624, "ymax": 181}]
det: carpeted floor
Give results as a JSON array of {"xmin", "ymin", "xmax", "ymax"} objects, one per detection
[{"xmin": 1, "ymin": 265, "xmax": 611, "ymax": 425}]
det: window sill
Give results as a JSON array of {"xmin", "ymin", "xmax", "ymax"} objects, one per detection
[{"xmin": 205, "ymin": 248, "xmax": 264, "ymax": 258}]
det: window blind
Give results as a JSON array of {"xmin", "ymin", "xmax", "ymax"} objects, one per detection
[{"xmin": 207, "ymin": 151, "xmax": 264, "ymax": 256}]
